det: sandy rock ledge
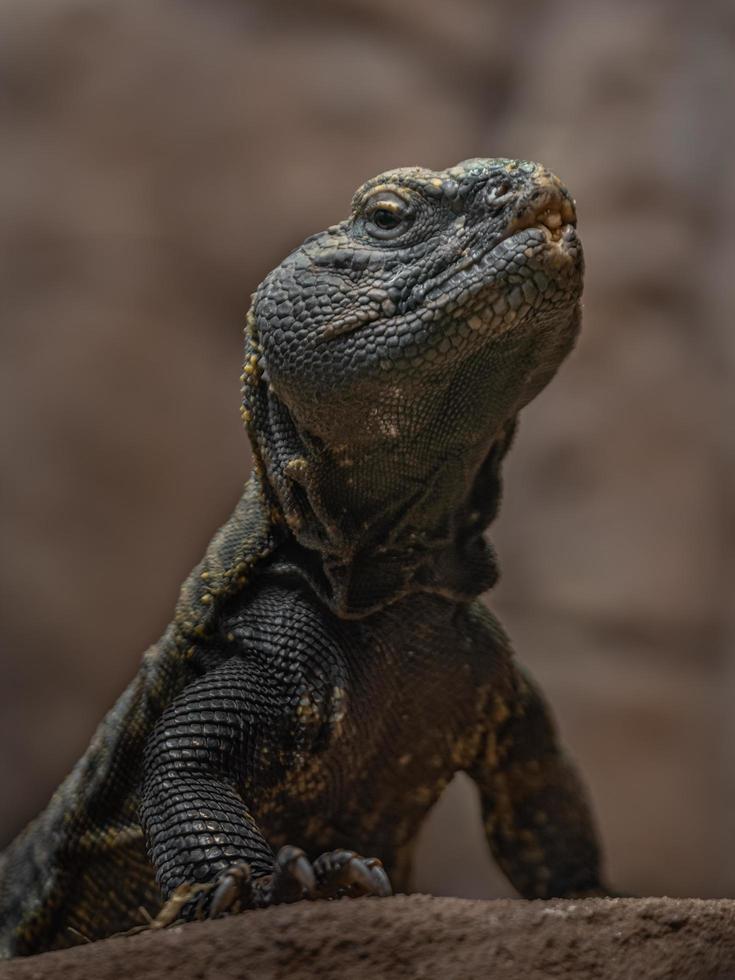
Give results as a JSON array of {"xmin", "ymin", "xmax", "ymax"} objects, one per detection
[{"xmin": 3, "ymin": 895, "xmax": 735, "ymax": 980}]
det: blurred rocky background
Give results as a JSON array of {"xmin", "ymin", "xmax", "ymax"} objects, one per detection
[{"xmin": 1, "ymin": 0, "xmax": 733, "ymax": 899}]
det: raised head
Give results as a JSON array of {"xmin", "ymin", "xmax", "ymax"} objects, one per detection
[{"xmin": 243, "ymin": 158, "xmax": 584, "ymax": 614}]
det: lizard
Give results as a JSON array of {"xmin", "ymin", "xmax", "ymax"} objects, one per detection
[{"xmin": 0, "ymin": 157, "xmax": 608, "ymax": 958}]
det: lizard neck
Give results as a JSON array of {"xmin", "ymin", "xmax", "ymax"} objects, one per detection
[
  {"xmin": 254, "ymin": 392, "xmax": 516, "ymax": 617},
  {"xmin": 281, "ymin": 458, "xmax": 501, "ymax": 618}
]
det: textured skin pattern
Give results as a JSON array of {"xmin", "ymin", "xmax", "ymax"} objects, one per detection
[{"xmin": 0, "ymin": 158, "xmax": 606, "ymax": 957}]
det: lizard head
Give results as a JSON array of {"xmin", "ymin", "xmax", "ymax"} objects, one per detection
[
  {"xmin": 243, "ymin": 159, "xmax": 583, "ymax": 614},
  {"xmin": 250, "ymin": 158, "xmax": 582, "ymax": 450}
]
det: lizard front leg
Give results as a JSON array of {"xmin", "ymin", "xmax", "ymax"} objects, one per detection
[
  {"xmin": 469, "ymin": 666, "xmax": 610, "ymax": 899},
  {"xmin": 139, "ymin": 656, "xmax": 388, "ymax": 924}
]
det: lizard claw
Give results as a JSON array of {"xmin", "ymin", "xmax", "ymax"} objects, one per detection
[
  {"xmin": 289, "ymin": 853, "xmax": 317, "ymax": 894},
  {"xmin": 312, "ymin": 849, "xmax": 392, "ymax": 899},
  {"xmin": 341, "ymin": 855, "xmax": 376, "ymax": 893},
  {"xmin": 154, "ymin": 861, "xmax": 254, "ymax": 925},
  {"xmin": 208, "ymin": 861, "xmax": 253, "ymax": 918},
  {"xmin": 153, "ymin": 845, "xmax": 390, "ymax": 927},
  {"xmin": 263, "ymin": 845, "xmax": 316, "ymax": 903},
  {"xmin": 364, "ymin": 857, "xmax": 393, "ymax": 897}
]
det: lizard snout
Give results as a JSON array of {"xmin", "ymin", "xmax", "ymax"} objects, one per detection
[{"xmin": 511, "ymin": 169, "xmax": 577, "ymax": 241}]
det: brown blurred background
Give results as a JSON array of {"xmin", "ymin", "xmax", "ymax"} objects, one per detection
[{"xmin": 1, "ymin": 0, "xmax": 733, "ymax": 899}]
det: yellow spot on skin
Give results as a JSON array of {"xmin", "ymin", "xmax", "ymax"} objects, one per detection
[
  {"xmin": 330, "ymin": 686, "xmax": 347, "ymax": 731},
  {"xmin": 492, "ymin": 697, "xmax": 511, "ymax": 727},
  {"xmin": 296, "ymin": 691, "xmax": 320, "ymax": 722},
  {"xmin": 200, "ymin": 594, "xmax": 212, "ymax": 605}
]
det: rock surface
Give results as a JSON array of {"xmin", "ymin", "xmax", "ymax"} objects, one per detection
[{"xmin": 3, "ymin": 896, "xmax": 734, "ymax": 980}]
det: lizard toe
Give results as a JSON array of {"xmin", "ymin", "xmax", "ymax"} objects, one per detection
[
  {"xmin": 312, "ymin": 849, "xmax": 392, "ymax": 899},
  {"xmin": 153, "ymin": 861, "xmax": 254, "ymax": 926},
  {"xmin": 259, "ymin": 845, "xmax": 316, "ymax": 904}
]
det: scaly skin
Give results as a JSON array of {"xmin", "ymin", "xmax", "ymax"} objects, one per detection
[{"xmin": 0, "ymin": 158, "xmax": 607, "ymax": 958}]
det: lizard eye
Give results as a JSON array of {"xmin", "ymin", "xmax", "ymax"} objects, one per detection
[
  {"xmin": 372, "ymin": 209, "xmax": 402, "ymax": 231},
  {"xmin": 362, "ymin": 192, "xmax": 413, "ymax": 240}
]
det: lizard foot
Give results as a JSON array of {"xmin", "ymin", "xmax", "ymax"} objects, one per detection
[{"xmin": 153, "ymin": 845, "xmax": 390, "ymax": 926}]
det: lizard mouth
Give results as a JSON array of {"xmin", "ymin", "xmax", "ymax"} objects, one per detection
[{"xmin": 506, "ymin": 192, "xmax": 577, "ymax": 245}]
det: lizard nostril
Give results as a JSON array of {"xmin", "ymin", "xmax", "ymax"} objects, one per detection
[{"xmin": 485, "ymin": 177, "xmax": 513, "ymax": 203}]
